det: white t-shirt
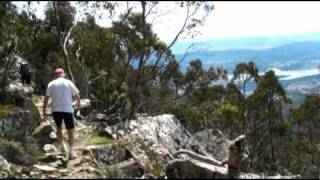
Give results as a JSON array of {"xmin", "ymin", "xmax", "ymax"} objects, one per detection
[{"xmin": 46, "ymin": 77, "xmax": 79, "ymax": 113}]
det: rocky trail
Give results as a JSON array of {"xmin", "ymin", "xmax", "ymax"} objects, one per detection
[
  {"xmin": 0, "ymin": 82, "xmax": 302, "ymax": 179},
  {"xmin": 28, "ymin": 95, "xmax": 120, "ymax": 178}
]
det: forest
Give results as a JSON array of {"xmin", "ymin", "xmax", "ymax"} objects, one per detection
[{"xmin": 1, "ymin": 1, "xmax": 320, "ymax": 178}]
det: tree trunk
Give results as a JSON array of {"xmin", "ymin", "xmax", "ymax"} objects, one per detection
[
  {"xmin": 268, "ymin": 97, "xmax": 276, "ymax": 173},
  {"xmin": 79, "ymin": 66, "xmax": 90, "ymax": 99},
  {"xmin": 61, "ymin": 45, "xmax": 75, "ymax": 82},
  {"xmin": 129, "ymin": 1, "xmax": 146, "ymax": 118}
]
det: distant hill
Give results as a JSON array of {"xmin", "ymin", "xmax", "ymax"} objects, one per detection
[
  {"xmin": 175, "ymin": 41, "xmax": 320, "ymax": 73},
  {"xmin": 172, "ymin": 31, "xmax": 320, "ymax": 54}
]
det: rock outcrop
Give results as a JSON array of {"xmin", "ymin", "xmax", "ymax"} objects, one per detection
[
  {"xmin": 0, "ymin": 98, "xmax": 40, "ymax": 139},
  {"xmin": 98, "ymin": 114, "xmax": 231, "ymax": 178},
  {"xmin": 181, "ymin": 129, "xmax": 230, "ymax": 161}
]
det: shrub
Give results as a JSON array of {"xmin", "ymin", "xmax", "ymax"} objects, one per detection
[
  {"xmin": 164, "ymin": 105, "xmax": 205, "ymax": 133},
  {"xmin": 0, "ymin": 137, "xmax": 41, "ymax": 165}
]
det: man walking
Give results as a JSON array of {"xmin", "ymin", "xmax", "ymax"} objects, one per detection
[{"xmin": 43, "ymin": 68, "xmax": 81, "ymax": 159}]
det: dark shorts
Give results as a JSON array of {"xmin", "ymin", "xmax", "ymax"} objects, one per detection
[
  {"xmin": 228, "ymin": 167, "xmax": 239, "ymax": 179},
  {"xmin": 52, "ymin": 112, "xmax": 75, "ymax": 130}
]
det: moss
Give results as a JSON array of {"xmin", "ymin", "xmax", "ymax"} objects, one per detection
[
  {"xmin": 31, "ymin": 122, "xmax": 47, "ymax": 136},
  {"xmin": 0, "ymin": 105, "xmax": 16, "ymax": 116},
  {"xmin": 85, "ymin": 135, "xmax": 114, "ymax": 146},
  {"xmin": 150, "ymin": 164, "xmax": 162, "ymax": 177},
  {"xmin": 32, "ymin": 96, "xmax": 41, "ymax": 104}
]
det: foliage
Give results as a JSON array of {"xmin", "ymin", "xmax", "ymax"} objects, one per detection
[
  {"xmin": 0, "ymin": 137, "xmax": 41, "ymax": 165},
  {"xmin": 0, "ymin": 2, "xmax": 19, "ymax": 102},
  {"xmin": 0, "ymin": 105, "xmax": 15, "ymax": 116},
  {"xmin": 164, "ymin": 105, "xmax": 204, "ymax": 133}
]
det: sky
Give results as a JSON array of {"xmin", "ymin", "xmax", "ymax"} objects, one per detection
[{"xmin": 14, "ymin": 1, "xmax": 320, "ymax": 44}]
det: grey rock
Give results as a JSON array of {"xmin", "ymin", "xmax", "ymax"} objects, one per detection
[
  {"xmin": 118, "ymin": 114, "xmax": 191, "ymax": 177},
  {"xmin": 43, "ymin": 144, "xmax": 57, "ymax": 153},
  {"xmin": 0, "ymin": 155, "xmax": 11, "ymax": 172},
  {"xmin": 0, "ymin": 98, "xmax": 40, "ymax": 139},
  {"xmin": 110, "ymin": 158, "xmax": 143, "ymax": 178},
  {"xmin": 165, "ymin": 158, "xmax": 228, "ymax": 179},
  {"xmin": 240, "ymin": 173, "xmax": 301, "ymax": 179},
  {"xmin": 33, "ymin": 164, "xmax": 58, "ymax": 172},
  {"xmin": 182, "ymin": 129, "xmax": 230, "ymax": 161},
  {"xmin": 8, "ymin": 82, "xmax": 34, "ymax": 97},
  {"xmin": 48, "ymin": 160, "xmax": 63, "ymax": 168},
  {"xmin": 88, "ymin": 144, "xmax": 129, "ymax": 166}
]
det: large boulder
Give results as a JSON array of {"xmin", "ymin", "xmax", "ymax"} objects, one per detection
[
  {"xmin": 98, "ymin": 114, "xmax": 237, "ymax": 178},
  {"xmin": 110, "ymin": 114, "xmax": 192, "ymax": 177},
  {"xmin": 181, "ymin": 129, "xmax": 230, "ymax": 161},
  {"xmin": 109, "ymin": 158, "xmax": 144, "ymax": 178},
  {"xmin": 122, "ymin": 114, "xmax": 191, "ymax": 152},
  {"xmin": 0, "ymin": 98, "xmax": 40, "ymax": 138},
  {"xmin": 8, "ymin": 83, "xmax": 33, "ymax": 97},
  {"xmin": 87, "ymin": 144, "xmax": 130, "ymax": 166}
]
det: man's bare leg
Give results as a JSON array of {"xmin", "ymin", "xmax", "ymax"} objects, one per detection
[
  {"xmin": 57, "ymin": 125, "xmax": 66, "ymax": 153},
  {"xmin": 67, "ymin": 129, "xmax": 77, "ymax": 159}
]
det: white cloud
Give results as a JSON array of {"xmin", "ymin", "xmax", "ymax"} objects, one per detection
[{"xmin": 192, "ymin": 1, "xmax": 320, "ymax": 40}]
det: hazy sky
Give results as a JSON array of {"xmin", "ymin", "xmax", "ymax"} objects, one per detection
[{"xmin": 14, "ymin": 1, "xmax": 320, "ymax": 43}]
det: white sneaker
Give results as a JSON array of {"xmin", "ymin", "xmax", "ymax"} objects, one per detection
[{"xmin": 69, "ymin": 150, "xmax": 78, "ymax": 159}]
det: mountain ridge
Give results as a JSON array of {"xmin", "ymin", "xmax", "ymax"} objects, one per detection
[{"xmin": 175, "ymin": 41, "xmax": 320, "ymax": 73}]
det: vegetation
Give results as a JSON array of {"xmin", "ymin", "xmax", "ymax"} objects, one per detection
[
  {"xmin": 0, "ymin": 105, "xmax": 15, "ymax": 116},
  {"xmin": 0, "ymin": 1, "xmax": 319, "ymax": 178},
  {"xmin": 86, "ymin": 135, "xmax": 115, "ymax": 146},
  {"xmin": 0, "ymin": 137, "xmax": 42, "ymax": 166}
]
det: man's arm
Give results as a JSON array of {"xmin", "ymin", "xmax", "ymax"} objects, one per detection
[
  {"xmin": 43, "ymin": 96, "xmax": 49, "ymax": 121},
  {"xmin": 75, "ymin": 93, "xmax": 81, "ymax": 111}
]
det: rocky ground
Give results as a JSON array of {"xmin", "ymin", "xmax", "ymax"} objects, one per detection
[{"xmin": 0, "ymin": 82, "xmax": 301, "ymax": 179}]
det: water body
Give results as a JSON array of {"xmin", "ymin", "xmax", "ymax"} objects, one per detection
[{"xmin": 227, "ymin": 68, "xmax": 319, "ymax": 81}]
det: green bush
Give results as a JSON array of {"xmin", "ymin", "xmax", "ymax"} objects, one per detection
[
  {"xmin": 0, "ymin": 137, "xmax": 41, "ymax": 165},
  {"xmin": 164, "ymin": 105, "xmax": 205, "ymax": 133}
]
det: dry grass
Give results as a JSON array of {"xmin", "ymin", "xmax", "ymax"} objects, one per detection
[{"xmin": 0, "ymin": 105, "xmax": 15, "ymax": 116}]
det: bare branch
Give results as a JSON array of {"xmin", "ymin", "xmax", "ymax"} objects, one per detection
[
  {"xmin": 63, "ymin": 23, "xmax": 77, "ymax": 55},
  {"xmin": 76, "ymin": 44, "xmax": 82, "ymax": 60},
  {"xmin": 167, "ymin": 5, "xmax": 190, "ymax": 49},
  {"xmin": 145, "ymin": 2, "xmax": 157, "ymax": 18},
  {"xmin": 150, "ymin": 7, "xmax": 176, "ymax": 25},
  {"xmin": 89, "ymin": 72, "xmax": 109, "ymax": 85},
  {"xmin": 174, "ymin": 149, "xmax": 223, "ymax": 166},
  {"xmin": 75, "ymin": 44, "xmax": 82, "ymax": 67},
  {"xmin": 178, "ymin": 43, "xmax": 195, "ymax": 64}
]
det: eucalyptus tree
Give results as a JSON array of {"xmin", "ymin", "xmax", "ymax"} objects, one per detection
[
  {"xmin": 0, "ymin": 2, "xmax": 19, "ymax": 103},
  {"xmin": 109, "ymin": 1, "xmax": 214, "ymax": 117},
  {"xmin": 232, "ymin": 61, "xmax": 259, "ymax": 134},
  {"xmin": 71, "ymin": 14, "xmax": 123, "ymax": 108},
  {"xmin": 289, "ymin": 94, "xmax": 320, "ymax": 177},
  {"xmin": 44, "ymin": 1, "xmax": 77, "ymax": 82},
  {"xmin": 251, "ymin": 70, "xmax": 290, "ymax": 173},
  {"xmin": 159, "ymin": 57, "xmax": 183, "ymax": 96}
]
